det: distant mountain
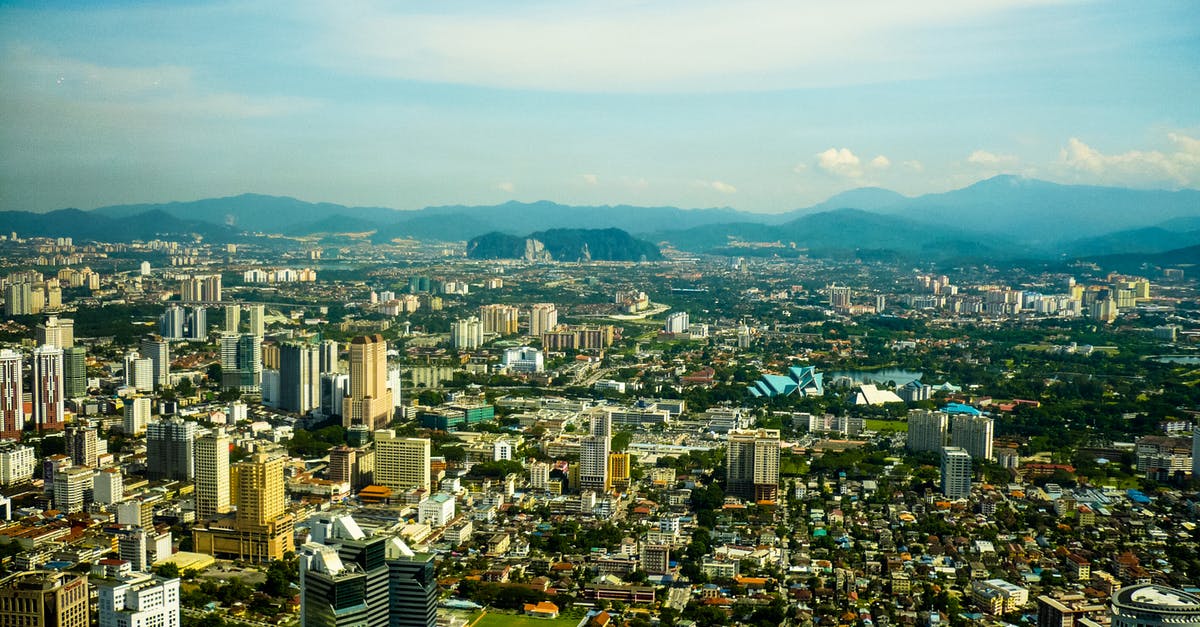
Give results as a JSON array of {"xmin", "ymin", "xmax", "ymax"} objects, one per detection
[
  {"xmin": 466, "ymin": 228, "xmax": 663, "ymax": 262},
  {"xmin": 1081, "ymin": 243, "xmax": 1200, "ymax": 274},
  {"xmin": 1, "ymin": 208, "xmax": 233, "ymax": 241},
  {"xmin": 1063, "ymin": 227, "xmax": 1200, "ymax": 256},
  {"xmin": 92, "ymin": 193, "xmax": 403, "ymax": 232},
  {"xmin": 805, "ymin": 186, "xmax": 909, "ymax": 212}
]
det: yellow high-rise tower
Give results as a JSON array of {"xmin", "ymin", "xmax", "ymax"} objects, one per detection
[{"xmin": 343, "ymin": 335, "xmax": 393, "ymax": 430}]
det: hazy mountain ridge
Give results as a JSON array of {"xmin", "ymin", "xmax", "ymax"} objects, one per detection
[{"xmin": 466, "ymin": 228, "xmax": 663, "ymax": 262}]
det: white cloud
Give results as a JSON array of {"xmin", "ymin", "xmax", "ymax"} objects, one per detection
[
  {"xmin": 966, "ymin": 150, "xmax": 1019, "ymax": 166},
  {"xmin": 1058, "ymin": 135, "xmax": 1200, "ymax": 186},
  {"xmin": 870, "ymin": 155, "xmax": 891, "ymax": 169},
  {"xmin": 582, "ymin": 174, "xmax": 599, "ymax": 185},
  {"xmin": 816, "ymin": 148, "xmax": 863, "ymax": 177},
  {"xmin": 308, "ymin": 0, "xmax": 1069, "ymax": 92},
  {"xmin": 707, "ymin": 180, "xmax": 737, "ymax": 194},
  {"xmin": 497, "ymin": 181, "xmax": 516, "ymax": 193},
  {"xmin": 903, "ymin": 160, "xmax": 925, "ymax": 172}
]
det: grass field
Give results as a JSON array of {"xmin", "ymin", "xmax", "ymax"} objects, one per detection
[
  {"xmin": 471, "ymin": 612, "xmax": 580, "ymax": 627},
  {"xmin": 866, "ymin": 418, "xmax": 907, "ymax": 432}
]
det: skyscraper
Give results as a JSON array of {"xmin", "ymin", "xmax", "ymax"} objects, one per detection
[
  {"xmin": 726, "ymin": 428, "xmax": 781, "ymax": 503},
  {"xmin": 139, "ymin": 336, "xmax": 169, "ymax": 389},
  {"xmin": 160, "ymin": 305, "xmax": 186, "ymax": 340},
  {"xmin": 373, "ymin": 431, "xmax": 430, "ymax": 494},
  {"xmin": 235, "ymin": 452, "xmax": 286, "ymax": 528},
  {"xmin": 829, "ymin": 284, "xmax": 852, "ymax": 309},
  {"xmin": 529, "ymin": 303, "xmax": 558, "ymax": 337},
  {"xmin": 907, "ymin": 410, "xmax": 949, "ymax": 453},
  {"xmin": 146, "ymin": 417, "xmax": 197, "ymax": 481},
  {"xmin": 580, "ymin": 412, "xmax": 612, "ymax": 492},
  {"xmin": 343, "ymin": 335, "xmax": 393, "ymax": 430},
  {"xmin": 194, "ymin": 428, "xmax": 231, "ymax": 520},
  {"xmin": 279, "ymin": 342, "xmax": 321, "ymax": 414},
  {"xmin": 301, "ymin": 513, "xmax": 392, "ymax": 627},
  {"xmin": 123, "ymin": 397, "xmax": 151, "ymax": 436},
  {"xmin": 62, "ymin": 347, "xmax": 86, "ymax": 399},
  {"xmin": 319, "ymin": 339, "xmax": 339, "ymax": 374},
  {"xmin": 0, "ymin": 570, "xmax": 89, "ymax": 627},
  {"xmin": 951, "ymin": 414, "xmax": 995, "ymax": 461},
  {"xmin": 0, "ymin": 350, "xmax": 24, "ymax": 439},
  {"xmin": 194, "ymin": 449, "xmax": 294, "ymax": 562},
  {"xmin": 248, "ymin": 304, "xmax": 265, "ymax": 337},
  {"xmin": 65, "ymin": 426, "xmax": 98, "ymax": 468},
  {"xmin": 32, "ymin": 345, "xmax": 65, "ymax": 431},
  {"xmin": 320, "ymin": 373, "xmax": 350, "ymax": 419},
  {"xmin": 223, "ymin": 304, "xmax": 241, "ymax": 333},
  {"xmin": 386, "ymin": 540, "xmax": 437, "ymax": 627},
  {"xmin": 941, "ymin": 446, "xmax": 972, "ymax": 499},
  {"xmin": 450, "ymin": 317, "xmax": 483, "ymax": 350},
  {"xmin": 185, "ymin": 306, "xmax": 207, "ymax": 341},
  {"xmin": 35, "ymin": 316, "xmax": 74, "ymax": 349},
  {"xmin": 4, "ymin": 283, "xmax": 34, "ymax": 317},
  {"xmin": 180, "ymin": 275, "xmax": 221, "ymax": 302},
  {"xmin": 479, "ymin": 304, "xmax": 519, "ymax": 336},
  {"xmin": 220, "ymin": 333, "xmax": 261, "ymax": 393}
]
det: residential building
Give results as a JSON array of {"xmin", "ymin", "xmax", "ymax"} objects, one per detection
[
  {"xmin": 479, "ymin": 304, "xmax": 519, "ymax": 336},
  {"xmin": 529, "ymin": 303, "xmax": 558, "ymax": 337},
  {"xmin": 220, "ymin": 333, "xmax": 262, "ymax": 393},
  {"xmin": 726, "ymin": 428, "xmax": 781, "ymax": 503},
  {"xmin": 194, "ymin": 428, "xmax": 231, "ymax": 520},
  {"xmin": 951, "ymin": 414, "xmax": 995, "ymax": 461},
  {"xmin": 65, "ymin": 426, "xmax": 99, "ymax": 468},
  {"xmin": 580, "ymin": 412, "xmax": 612, "ymax": 493},
  {"xmin": 0, "ymin": 350, "xmax": 23, "ymax": 439},
  {"xmin": 94, "ymin": 468, "xmax": 124, "ymax": 505},
  {"xmin": 0, "ymin": 443, "xmax": 36, "ymax": 486},
  {"xmin": 223, "ymin": 304, "xmax": 240, "ymax": 333},
  {"xmin": 450, "ymin": 317, "xmax": 484, "ymax": 350},
  {"xmin": 145, "ymin": 418, "xmax": 196, "ymax": 481},
  {"xmin": 53, "ymin": 466, "xmax": 92, "ymax": 513},
  {"xmin": 941, "ymin": 446, "xmax": 972, "ymax": 499},
  {"xmin": 138, "ymin": 337, "xmax": 169, "ymax": 390},
  {"xmin": 32, "ymin": 345, "xmax": 65, "ymax": 431},
  {"xmin": 35, "ymin": 316, "xmax": 74, "ymax": 349},
  {"xmin": 96, "ymin": 572, "xmax": 180, "ymax": 627},
  {"xmin": 907, "ymin": 410, "xmax": 949, "ymax": 453},
  {"xmin": 248, "ymin": 304, "xmax": 265, "ymax": 337}
]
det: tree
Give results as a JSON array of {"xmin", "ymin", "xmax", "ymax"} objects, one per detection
[{"xmin": 155, "ymin": 562, "xmax": 180, "ymax": 579}]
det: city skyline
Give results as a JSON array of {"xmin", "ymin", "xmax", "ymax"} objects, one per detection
[{"xmin": 1, "ymin": 1, "xmax": 1198, "ymax": 214}]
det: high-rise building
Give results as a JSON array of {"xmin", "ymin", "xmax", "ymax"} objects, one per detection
[
  {"xmin": 726, "ymin": 428, "xmax": 781, "ymax": 503},
  {"xmin": 35, "ymin": 316, "xmax": 74, "ymax": 349},
  {"xmin": 235, "ymin": 452, "xmax": 287, "ymax": 528},
  {"xmin": 186, "ymin": 307, "xmax": 207, "ymax": 341},
  {"xmin": 829, "ymin": 284, "xmax": 852, "ymax": 309},
  {"xmin": 53, "ymin": 466, "xmax": 92, "ymax": 513},
  {"xmin": 194, "ymin": 450, "xmax": 294, "ymax": 562},
  {"xmin": 907, "ymin": 410, "xmax": 949, "ymax": 453},
  {"xmin": 32, "ymin": 345, "xmax": 65, "ymax": 432},
  {"xmin": 93, "ymin": 468, "xmax": 124, "ymax": 505},
  {"xmin": 1109, "ymin": 584, "xmax": 1200, "ymax": 627},
  {"xmin": 343, "ymin": 335, "xmax": 393, "ymax": 430},
  {"xmin": 664, "ymin": 311, "xmax": 689, "ymax": 334},
  {"xmin": 386, "ymin": 540, "xmax": 437, "ymax": 627},
  {"xmin": 579, "ymin": 412, "xmax": 612, "ymax": 492},
  {"xmin": 0, "ymin": 570, "xmax": 89, "ymax": 627},
  {"xmin": 220, "ymin": 333, "xmax": 262, "ymax": 393},
  {"xmin": 65, "ymin": 426, "xmax": 98, "ymax": 468},
  {"xmin": 478, "ymin": 304, "xmax": 519, "ymax": 336},
  {"xmin": 160, "ymin": 305, "xmax": 186, "ymax": 340},
  {"xmin": 940, "ymin": 446, "xmax": 972, "ymax": 499},
  {"xmin": 951, "ymin": 414, "xmax": 995, "ymax": 461},
  {"xmin": 328, "ymin": 445, "xmax": 357, "ymax": 487},
  {"xmin": 450, "ymin": 317, "xmax": 483, "ymax": 350},
  {"xmin": 117, "ymin": 527, "xmax": 150, "ymax": 572},
  {"xmin": 279, "ymin": 343, "xmax": 321, "ymax": 414},
  {"xmin": 194, "ymin": 428, "xmax": 231, "ymax": 520},
  {"xmin": 62, "ymin": 347, "xmax": 86, "ymax": 399},
  {"xmin": 123, "ymin": 397, "xmax": 151, "ymax": 436},
  {"xmin": 319, "ymin": 340, "xmax": 339, "ymax": 374},
  {"xmin": 373, "ymin": 431, "xmax": 430, "ymax": 494},
  {"xmin": 146, "ymin": 418, "xmax": 197, "ymax": 481},
  {"xmin": 0, "ymin": 350, "xmax": 24, "ymax": 439},
  {"xmin": 223, "ymin": 304, "xmax": 241, "ymax": 333},
  {"xmin": 0, "ymin": 443, "xmax": 36, "ymax": 487},
  {"xmin": 4, "ymin": 283, "xmax": 34, "ymax": 317},
  {"xmin": 96, "ymin": 573, "xmax": 180, "ymax": 627},
  {"xmin": 529, "ymin": 303, "xmax": 558, "ymax": 337},
  {"xmin": 248, "ymin": 304, "xmax": 265, "ymax": 337},
  {"xmin": 138, "ymin": 336, "xmax": 169, "ymax": 390},
  {"xmin": 608, "ymin": 452, "xmax": 631, "ymax": 491},
  {"xmin": 180, "ymin": 275, "xmax": 221, "ymax": 302},
  {"xmin": 320, "ymin": 373, "xmax": 350, "ymax": 419},
  {"xmin": 301, "ymin": 514, "xmax": 390, "ymax": 627},
  {"xmin": 1192, "ymin": 429, "xmax": 1200, "ymax": 479}
]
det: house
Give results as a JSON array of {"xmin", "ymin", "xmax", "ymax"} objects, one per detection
[{"xmin": 522, "ymin": 601, "xmax": 560, "ymax": 618}]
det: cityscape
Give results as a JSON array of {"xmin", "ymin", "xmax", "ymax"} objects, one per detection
[{"xmin": 1, "ymin": 3, "xmax": 1200, "ymax": 627}]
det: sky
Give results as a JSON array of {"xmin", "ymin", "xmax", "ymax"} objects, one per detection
[{"xmin": 1, "ymin": 0, "xmax": 1198, "ymax": 214}]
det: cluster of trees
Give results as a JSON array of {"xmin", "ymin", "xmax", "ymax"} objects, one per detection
[{"xmin": 287, "ymin": 425, "xmax": 346, "ymax": 457}]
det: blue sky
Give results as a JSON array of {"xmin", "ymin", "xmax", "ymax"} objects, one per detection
[{"xmin": 1, "ymin": 0, "xmax": 1198, "ymax": 213}]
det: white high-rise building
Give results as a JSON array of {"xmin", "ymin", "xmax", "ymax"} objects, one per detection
[
  {"xmin": 664, "ymin": 311, "xmax": 689, "ymax": 334},
  {"xmin": 951, "ymin": 414, "xmax": 995, "ymax": 461},
  {"xmin": 941, "ymin": 446, "xmax": 972, "ymax": 499},
  {"xmin": 224, "ymin": 304, "xmax": 241, "ymax": 333},
  {"xmin": 248, "ymin": 304, "xmax": 265, "ymax": 337},
  {"xmin": 450, "ymin": 317, "xmax": 484, "ymax": 350},
  {"xmin": 97, "ymin": 572, "xmax": 180, "ymax": 627},
  {"xmin": 580, "ymin": 412, "xmax": 612, "ymax": 492},
  {"xmin": 0, "ymin": 443, "xmax": 35, "ymax": 486},
  {"xmin": 32, "ymin": 345, "xmax": 65, "ymax": 431},
  {"xmin": 194, "ymin": 428, "xmax": 231, "ymax": 520},
  {"xmin": 54, "ymin": 466, "xmax": 93, "ymax": 513},
  {"xmin": 907, "ymin": 410, "xmax": 948, "ymax": 453},
  {"xmin": 94, "ymin": 468, "xmax": 125, "ymax": 505},
  {"xmin": 373, "ymin": 430, "xmax": 430, "ymax": 493},
  {"xmin": 530, "ymin": 303, "xmax": 558, "ymax": 337},
  {"xmin": 35, "ymin": 315, "xmax": 75, "ymax": 349},
  {"xmin": 124, "ymin": 397, "xmax": 152, "ymax": 436},
  {"xmin": 138, "ymin": 337, "xmax": 169, "ymax": 389}
]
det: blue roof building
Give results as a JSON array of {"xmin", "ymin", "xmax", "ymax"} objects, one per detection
[
  {"xmin": 748, "ymin": 365, "xmax": 824, "ymax": 398},
  {"xmin": 943, "ymin": 402, "xmax": 982, "ymax": 416}
]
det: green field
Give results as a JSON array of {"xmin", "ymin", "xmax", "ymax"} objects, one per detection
[
  {"xmin": 865, "ymin": 418, "xmax": 907, "ymax": 432},
  {"xmin": 472, "ymin": 612, "xmax": 580, "ymax": 627}
]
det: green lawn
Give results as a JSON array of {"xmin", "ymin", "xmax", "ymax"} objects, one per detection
[
  {"xmin": 472, "ymin": 612, "xmax": 580, "ymax": 627},
  {"xmin": 866, "ymin": 418, "xmax": 907, "ymax": 432}
]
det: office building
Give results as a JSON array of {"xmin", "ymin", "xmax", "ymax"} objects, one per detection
[
  {"xmin": 123, "ymin": 397, "xmax": 151, "ymax": 437},
  {"xmin": 248, "ymin": 304, "xmax": 265, "ymax": 337},
  {"xmin": 138, "ymin": 336, "xmax": 169, "ymax": 389},
  {"xmin": 220, "ymin": 333, "xmax": 261, "ymax": 393},
  {"xmin": 450, "ymin": 317, "xmax": 483, "ymax": 350},
  {"xmin": 223, "ymin": 304, "xmax": 241, "ymax": 333},
  {"xmin": 194, "ymin": 428, "xmax": 231, "ymax": 520},
  {"xmin": 1109, "ymin": 584, "xmax": 1200, "ymax": 627},
  {"xmin": 320, "ymin": 373, "xmax": 350, "ymax": 419},
  {"xmin": 327, "ymin": 445, "xmax": 357, "ymax": 488},
  {"xmin": 53, "ymin": 466, "xmax": 92, "ymax": 513},
  {"xmin": 529, "ymin": 303, "xmax": 558, "ymax": 337},
  {"xmin": 386, "ymin": 540, "xmax": 437, "ymax": 627},
  {"xmin": 0, "ymin": 570, "xmax": 89, "ymax": 627},
  {"xmin": 185, "ymin": 307, "xmax": 206, "ymax": 341},
  {"xmin": 907, "ymin": 410, "xmax": 949, "ymax": 453},
  {"xmin": 951, "ymin": 414, "xmax": 994, "ymax": 461},
  {"xmin": 343, "ymin": 335, "xmax": 393, "ymax": 430},
  {"xmin": 319, "ymin": 339, "xmax": 339, "ymax": 374},
  {"xmin": 373, "ymin": 431, "xmax": 430, "ymax": 494},
  {"xmin": 32, "ymin": 345, "xmax": 65, "ymax": 431},
  {"xmin": 279, "ymin": 342, "xmax": 321, "ymax": 414},
  {"xmin": 0, "ymin": 443, "xmax": 36, "ymax": 487},
  {"xmin": 35, "ymin": 316, "xmax": 74, "ymax": 349},
  {"xmin": 96, "ymin": 572, "xmax": 180, "ymax": 627},
  {"xmin": 479, "ymin": 304, "xmax": 519, "ymax": 336},
  {"xmin": 501, "ymin": 346, "xmax": 544, "ymax": 373},
  {"xmin": 941, "ymin": 446, "xmax": 973, "ymax": 499},
  {"xmin": 580, "ymin": 412, "xmax": 612, "ymax": 492},
  {"xmin": 62, "ymin": 347, "xmax": 86, "ymax": 399},
  {"xmin": 116, "ymin": 528, "xmax": 150, "ymax": 572},
  {"xmin": 65, "ymin": 426, "xmax": 99, "ymax": 468},
  {"xmin": 299, "ymin": 543, "xmax": 373, "ymax": 627},
  {"xmin": 726, "ymin": 428, "xmax": 781, "ymax": 503},
  {"xmin": 94, "ymin": 468, "xmax": 124, "ymax": 505},
  {"xmin": 145, "ymin": 417, "xmax": 197, "ymax": 481},
  {"xmin": 193, "ymin": 451, "xmax": 294, "ymax": 562},
  {"xmin": 608, "ymin": 452, "xmax": 631, "ymax": 491},
  {"xmin": 0, "ymin": 350, "xmax": 24, "ymax": 439}
]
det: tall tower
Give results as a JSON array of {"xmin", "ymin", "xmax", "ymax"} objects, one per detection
[
  {"xmin": 235, "ymin": 452, "xmax": 287, "ymax": 528},
  {"xmin": 194, "ymin": 428, "xmax": 231, "ymax": 520},
  {"xmin": 186, "ymin": 307, "xmax": 207, "ymax": 341},
  {"xmin": 386, "ymin": 539, "xmax": 438, "ymax": 627},
  {"xmin": 951, "ymin": 414, "xmax": 994, "ymax": 461},
  {"xmin": 279, "ymin": 342, "xmax": 321, "ymax": 414},
  {"xmin": 450, "ymin": 317, "xmax": 483, "ymax": 350},
  {"xmin": 123, "ymin": 397, "xmax": 151, "ymax": 436},
  {"xmin": 373, "ymin": 431, "xmax": 430, "ymax": 494},
  {"xmin": 319, "ymin": 340, "xmax": 339, "ymax": 374},
  {"xmin": 32, "ymin": 345, "xmax": 65, "ymax": 432},
  {"xmin": 139, "ymin": 336, "xmax": 169, "ymax": 389},
  {"xmin": 579, "ymin": 412, "xmax": 612, "ymax": 492},
  {"xmin": 248, "ymin": 304, "xmax": 265, "ymax": 338},
  {"xmin": 65, "ymin": 426, "xmax": 98, "ymax": 467},
  {"xmin": 0, "ymin": 350, "xmax": 24, "ymax": 439},
  {"xmin": 940, "ymin": 446, "xmax": 973, "ymax": 499},
  {"xmin": 62, "ymin": 347, "xmax": 86, "ymax": 399},
  {"xmin": 35, "ymin": 316, "xmax": 74, "ymax": 349},
  {"xmin": 343, "ymin": 335, "xmax": 393, "ymax": 430},
  {"xmin": 906, "ymin": 410, "xmax": 948, "ymax": 453},
  {"xmin": 146, "ymin": 417, "xmax": 197, "ymax": 481},
  {"xmin": 726, "ymin": 428, "xmax": 781, "ymax": 503},
  {"xmin": 160, "ymin": 305, "xmax": 186, "ymax": 340},
  {"xmin": 529, "ymin": 303, "xmax": 558, "ymax": 337},
  {"xmin": 223, "ymin": 304, "xmax": 241, "ymax": 333},
  {"xmin": 220, "ymin": 333, "xmax": 261, "ymax": 392}
]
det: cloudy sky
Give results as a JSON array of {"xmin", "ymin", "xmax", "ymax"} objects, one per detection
[{"xmin": 1, "ymin": 0, "xmax": 1198, "ymax": 213}]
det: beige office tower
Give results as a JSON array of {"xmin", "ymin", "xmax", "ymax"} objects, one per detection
[
  {"xmin": 726, "ymin": 428, "xmax": 781, "ymax": 503},
  {"xmin": 0, "ymin": 571, "xmax": 89, "ymax": 627},
  {"xmin": 530, "ymin": 303, "xmax": 558, "ymax": 337},
  {"xmin": 193, "ymin": 449, "xmax": 294, "ymax": 562},
  {"xmin": 35, "ymin": 316, "xmax": 74, "ymax": 349},
  {"xmin": 248, "ymin": 304, "xmax": 265, "ymax": 337},
  {"xmin": 343, "ymin": 335, "xmax": 393, "ymax": 430},
  {"xmin": 224, "ymin": 304, "xmax": 241, "ymax": 333},
  {"xmin": 194, "ymin": 428, "xmax": 231, "ymax": 520},
  {"xmin": 373, "ymin": 430, "xmax": 430, "ymax": 493},
  {"xmin": 234, "ymin": 452, "xmax": 286, "ymax": 528}
]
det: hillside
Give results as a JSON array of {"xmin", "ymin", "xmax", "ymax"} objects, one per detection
[{"xmin": 466, "ymin": 228, "xmax": 663, "ymax": 262}]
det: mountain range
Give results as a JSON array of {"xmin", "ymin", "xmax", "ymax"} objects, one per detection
[{"xmin": 5, "ymin": 176, "xmax": 1198, "ymax": 262}]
